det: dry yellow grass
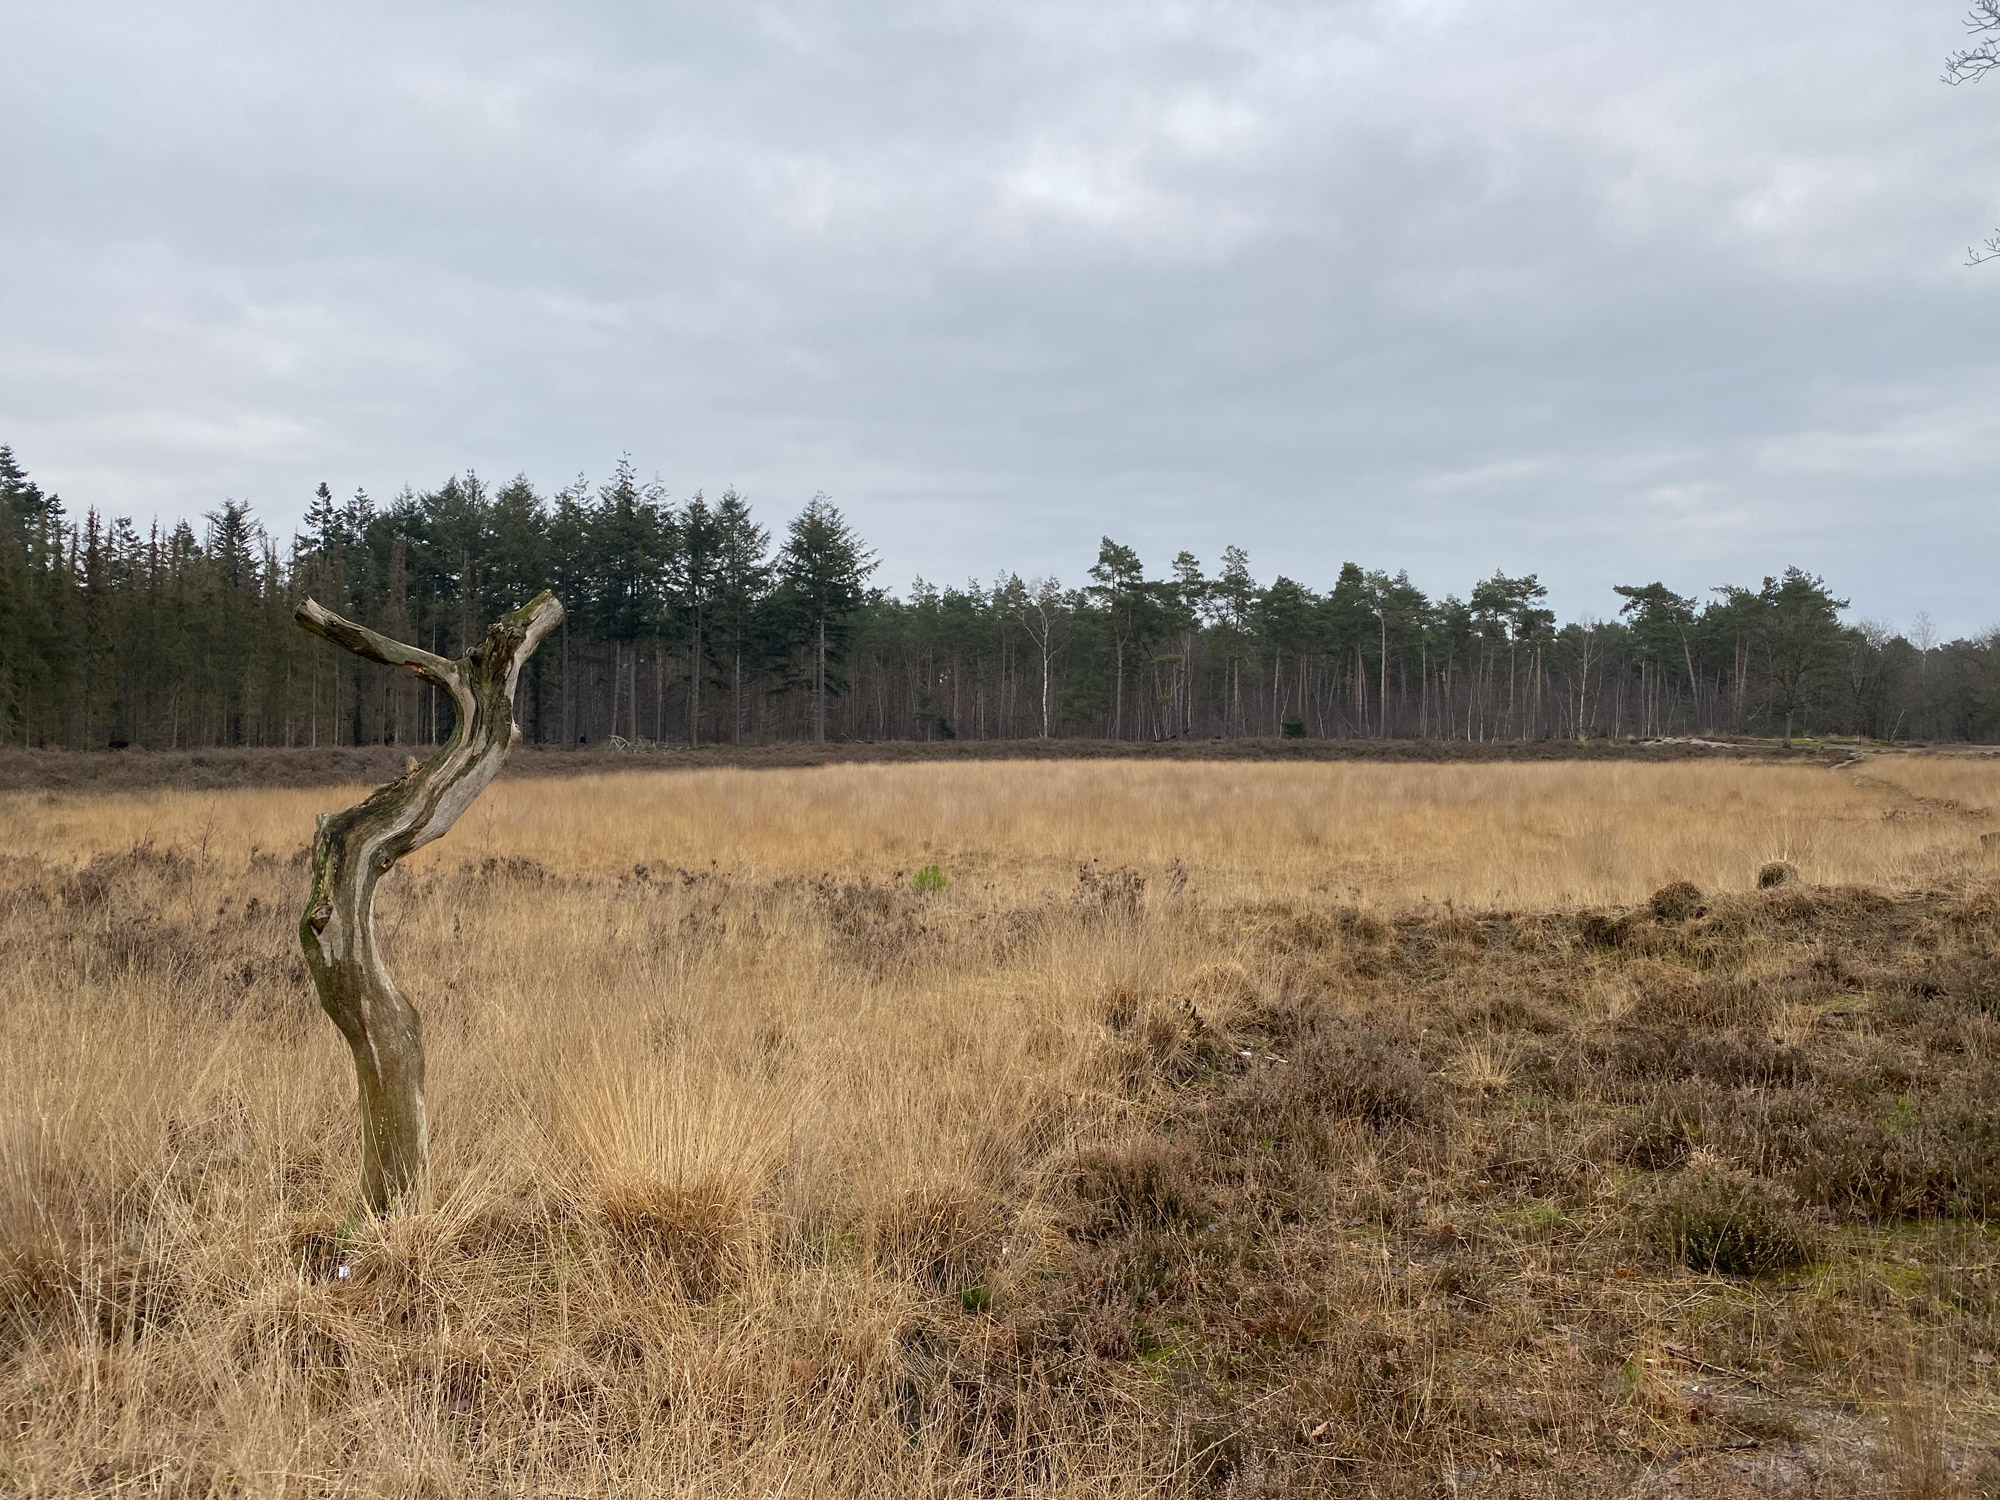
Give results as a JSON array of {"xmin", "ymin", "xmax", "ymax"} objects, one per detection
[
  {"xmin": 1, "ymin": 753, "xmax": 1997, "ymax": 1496},
  {"xmin": 6, "ymin": 755, "xmax": 1995, "ymax": 908}
]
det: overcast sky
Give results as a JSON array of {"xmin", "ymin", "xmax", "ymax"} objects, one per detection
[{"xmin": 4, "ymin": 1, "xmax": 1997, "ymax": 633}]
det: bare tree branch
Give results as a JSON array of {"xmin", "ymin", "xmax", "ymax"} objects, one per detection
[
  {"xmin": 1944, "ymin": 5, "xmax": 2000, "ymax": 261},
  {"xmin": 296, "ymin": 597, "xmax": 462, "ymax": 696},
  {"xmin": 296, "ymin": 589, "xmax": 564, "ymax": 1211},
  {"xmin": 1943, "ymin": 0, "xmax": 2000, "ymax": 85}
]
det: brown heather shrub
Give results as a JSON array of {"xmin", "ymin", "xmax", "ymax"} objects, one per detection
[
  {"xmin": 1575, "ymin": 908, "xmax": 1639, "ymax": 950},
  {"xmin": 1648, "ymin": 1157, "xmax": 1821, "ymax": 1275},
  {"xmin": 1071, "ymin": 1138, "xmax": 1209, "ymax": 1239},
  {"xmin": 1903, "ymin": 950, "xmax": 2000, "ymax": 1019},
  {"xmin": 1238, "ymin": 1019, "xmax": 1438, "ymax": 1139},
  {"xmin": 1649, "ymin": 879, "xmax": 1709, "ymax": 922},
  {"xmin": 1074, "ymin": 860, "xmax": 1147, "ymax": 919},
  {"xmin": 1617, "ymin": 1081, "xmax": 1717, "ymax": 1171},
  {"xmin": 1613, "ymin": 1028, "xmax": 1814, "ymax": 1089},
  {"xmin": 1775, "ymin": 1072, "xmax": 2000, "ymax": 1223}
]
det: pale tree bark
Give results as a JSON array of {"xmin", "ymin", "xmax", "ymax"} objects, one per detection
[{"xmin": 296, "ymin": 590, "xmax": 564, "ymax": 1212}]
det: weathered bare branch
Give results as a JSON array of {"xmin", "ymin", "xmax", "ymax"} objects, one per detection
[
  {"xmin": 296, "ymin": 589, "xmax": 564, "ymax": 1211},
  {"xmin": 1944, "ymin": 5, "xmax": 2000, "ymax": 261},
  {"xmin": 296, "ymin": 597, "xmax": 462, "ymax": 695},
  {"xmin": 1944, "ymin": 1, "xmax": 2000, "ymax": 85}
]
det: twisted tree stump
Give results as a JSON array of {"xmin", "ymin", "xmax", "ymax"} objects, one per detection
[{"xmin": 296, "ymin": 590, "xmax": 564, "ymax": 1211}]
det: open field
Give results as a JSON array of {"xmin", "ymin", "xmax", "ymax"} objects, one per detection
[
  {"xmin": 3, "ymin": 756, "xmax": 2000, "ymax": 1496},
  {"xmin": 0, "ymin": 736, "xmax": 1879, "ymax": 797},
  {"xmin": 5, "ymin": 757, "xmax": 1996, "ymax": 910}
]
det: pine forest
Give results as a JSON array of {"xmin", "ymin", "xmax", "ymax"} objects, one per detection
[{"xmin": 2, "ymin": 444, "xmax": 1994, "ymax": 751}]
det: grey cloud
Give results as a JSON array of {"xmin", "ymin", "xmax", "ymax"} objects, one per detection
[{"xmin": 3, "ymin": 0, "xmax": 1997, "ymax": 631}]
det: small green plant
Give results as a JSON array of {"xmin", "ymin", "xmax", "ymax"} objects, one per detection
[
  {"xmin": 912, "ymin": 863, "xmax": 949, "ymax": 894},
  {"xmin": 1280, "ymin": 716, "xmax": 1306, "ymax": 739},
  {"xmin": 329, "ymin": 1209, "xmax": 365, "ymax": 1280},
  {"xmin": 1501, "ymin": 1200, "xmax": 1565, "ymax": 1237}
]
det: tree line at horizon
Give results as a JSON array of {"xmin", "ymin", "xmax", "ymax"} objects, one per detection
[{"xmin": 2, "ymin": 444, "xmax": 1995, "ymax": 751}]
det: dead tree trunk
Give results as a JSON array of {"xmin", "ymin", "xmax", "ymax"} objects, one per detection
[{"xmin": 295, "ymin": 590, "xmax": 564, "ymax": 1212}]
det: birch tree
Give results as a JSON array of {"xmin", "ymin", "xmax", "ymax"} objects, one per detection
[{"xmin": 1008, "ymin": 575, "xmax": 1069, "ymax": 739}]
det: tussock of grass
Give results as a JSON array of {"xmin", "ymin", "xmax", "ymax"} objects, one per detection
[{"xmin": 1, "ymin": 756, "xmax": 1998, "ymax": 1495}]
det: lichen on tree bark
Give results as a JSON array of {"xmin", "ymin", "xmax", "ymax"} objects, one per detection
[{"xmin": 295, "ymin": 589, "xmax": 563, "ymax": 1211}]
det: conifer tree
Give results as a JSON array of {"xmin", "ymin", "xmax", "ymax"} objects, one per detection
[
  {"xmin": 1087, "ymin": 538, "xmax": 1148, "ymax": 740},
  {"xmin": 1722, "ymin": 569, "xmax": 1851, "ymax": 745},
  {"xmin": 775, "ymin": 494, "xmax": 876, "ymax": 742},
  {"xmin": 671, "ymin": 492, "xmax": 723, "ymax": 746},
  {"xmin": 710, "ymin": 488, "xmax": 772, "ymax": 743}
]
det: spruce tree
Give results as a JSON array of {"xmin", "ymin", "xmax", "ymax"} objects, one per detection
[
  {"xmin": 710, "ymin": 489, "xmax": 772, "ymax": 743},
  {"xmin": 671, "ymin": 492, "xmax": 723, "ymax": 746},
  {"xmin": 775, "ymin": 494, "xmax": 876, "ymax": 742}
]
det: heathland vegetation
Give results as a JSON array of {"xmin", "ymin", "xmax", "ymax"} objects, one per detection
[
  {"xmin": 5, "ymin": 445, "xmax": 1996, "ymax": 753},
  {"xmin": 4, "ymin": 755, "xmax": 2000, "ymax": 1494}
]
